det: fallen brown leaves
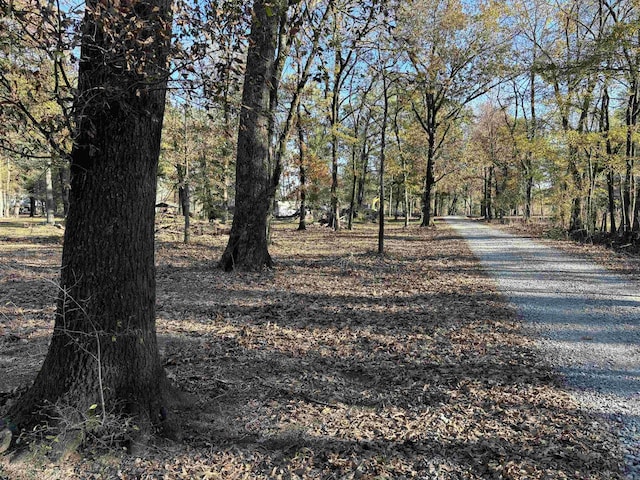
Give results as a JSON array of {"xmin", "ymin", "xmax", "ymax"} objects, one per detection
[{"xmin": 0, "ymin": 218, "xmax": 624, "ymax": 479}]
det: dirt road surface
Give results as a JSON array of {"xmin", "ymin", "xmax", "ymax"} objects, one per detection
[{"xmin": 445, "ymin": 216, "xmax": 640, "ymax": 478}]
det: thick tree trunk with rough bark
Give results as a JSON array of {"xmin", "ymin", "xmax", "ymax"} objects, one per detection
[
  {"xmin": 6, "ymin": 0, "xmax": 173, "ymax": 445},
  {"xmin": 219, "ymin": 0, "xmax": 285, "ymax": 271},
  {"xmin": 58, "ymin": 164, "xmax": 70, "ymax": 217}
]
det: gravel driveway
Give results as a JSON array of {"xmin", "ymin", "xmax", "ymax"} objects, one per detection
[{"xmin": 444, "ymin": 216, "xmax": 640, "ymax": 478}]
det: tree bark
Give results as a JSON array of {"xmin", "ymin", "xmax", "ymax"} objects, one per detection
[
  {"xmin": 347, "ymin": 145, "xmax": 357, "ymax": 230},
  {"xmin": 219, "ymin": 0, "xmax": 286, "ymax": 271},
  {"xmin": 524, "ymin": 70, "xmax": 536, "ymax": 222},
  {"xmin": 58, "ymin": 164, "xmax": 70, "ymax": 217},
  {"xmin": 297, "ymin": 104, "xmax": 307, "ymax": 231},
  {"xmin": 6, "ymin": 0, "xmax": 173, "ymax": 444},
  {"xmin": 628, "ymin": 78, "xmax": 639, "ymax": 234},
  {"xmin": 486, "ymin": 166, "xmax": 494, "ymax": 220},
  {"xmin": 378, "ymin": 74, "xmax": 389, "ymax": 255},
  {"xmin": 421, "ymin": 145, "xmax": 435, "ymax": 226},
  {"xmin": 177, "ymin": 164, "xmax": 190, "ymax": 244},
  {"xmin": 330, "ymin": 92, "xmax": 340, "ymax": 231},
  {"xmin": 411, "ymin": 93, "xmax": 438, "ymax": 227},
  {"xmin": 45, "ymin": 161, "xmax": 55, "ymax": 224}
]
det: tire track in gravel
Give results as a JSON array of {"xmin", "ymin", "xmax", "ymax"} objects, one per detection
[{"xmin": 444, "ymin": 216, "xmax": 640, "ymax": 478}]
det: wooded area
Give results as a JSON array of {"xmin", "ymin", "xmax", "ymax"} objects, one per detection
[
  {"xmin": 0, "ymin": 0, "xmax": 639, "ymax": 475},
  {"xmin": 3, "ymin": 0, "xmax": 640, "ymax": 246}
]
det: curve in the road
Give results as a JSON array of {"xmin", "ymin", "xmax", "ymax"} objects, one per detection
[{"xmin": 444, "ymin": 216, "xmax": 640, "ymax": 477}]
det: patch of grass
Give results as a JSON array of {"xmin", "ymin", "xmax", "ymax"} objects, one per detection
[{"xmin": 0, "ymin": 218, "xmax": 64, "ymax": 245}]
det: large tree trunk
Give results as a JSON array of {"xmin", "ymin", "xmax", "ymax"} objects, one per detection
[
  {"xmin": 219, "ymin": 0, "xmax": 285, "ymax": 271},
  {"xmin": 221, "ymin": 92, "xmax": 234, "ymax": 225},
  {"xmin": 58, "ymin": 164, "xmax": 71, "ymax": 217},
  {"xmin": 6, "ymin": 0, "xmax": 173, "ymax": 445}
]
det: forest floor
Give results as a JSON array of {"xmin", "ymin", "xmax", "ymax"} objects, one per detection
[{"xmin": 0, "ymin": 216, "xmax": 631, "ymax": 479}]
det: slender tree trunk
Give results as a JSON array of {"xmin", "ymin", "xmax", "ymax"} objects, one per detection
[
  {"xmin": 396, "ymin": 122, "xmax": 409, "ymax": 226},
  {"xmin": 524, "ymin": 66, "xmax": 536, "ymax": 222},
  {"xmin": 200, "ymin": 153, "xmax": 216, "ymax": 222},
  {"xmin": 623, "ymin": 160, "xmax": 632, "ymax": 234},
  {"xmin": 348, "ymin": 147, "xmax": 357, "ymax": 230},
  {"xmin": 629, "ymin": 78, "xmax": 639, "ymax": 233},
  {"xmin": 356, "ymin": 161, "xmax": 367, "ymax": 210},
  {"xmin": 486, "ymin": 167, "xmax": 494, "ymax": 220},
  {"xmin": 416, "ymin": 94, "xmax": 437, "ymax": 227},
  {"xmin": 219, "ymin": 0, "xmax": 286, "ymax": 271},
  {"xmin": 328, "ymin": 4, "xmax": 346, "ymax": 232},
  {"xmin": 6, "ymin": 0, "xmax": 173, "ymax": 442},
  {"xmin": 568, "ymin": 86, "xmax": 593, "ymax": 233},
  {"xmin": 45, "ymin": 161, "xmax": 55, "ymax": 224},
  {"xmin": 394, "ymin": 120, "xmax": 409, "ymax": 226},
  {"xmin": 633, "ymin": 180, "xmax": 640, "ymax": 234},
  {"xmin": 433, "ymin": 191, "xmax": 439, "ymax": 217},
  {"xmin": 182, "ymin": 106, "xmax": 190, "ymax": 243},
  {"xmin": 176, "ymin": 171, "xmax": 190, "ymax": 241},
  {"xmin": 481, "ymin": 169, "xmax": 487, "ymax": 219},
  {"xmin": 330, "ymin": 99, "xmax": 340, "ymax": 231},
  {"xmin": 569, "ymin": 161, "xmax": 583, "ymax": 232},
  {"xmin": 4, "ymin": 158, "xmax": 9, "ymax": 217},
  {"xmin": 356, "ymin": 143, "xmax": 368, "ymax": 211},
  {"xmin": 422, "ymin": 147, "xmax": 435, "ymax": 227},
  {"xmin": 378, "ymin": 75, "xmax": 388, "ymax": 255},
  {"xmin": 586, "ymin": 154, "xmax": 598, "ymax": 233},
  {"xmin": 607, "ymin": 170, "xmax": 617, "ymax": 235},
  {"xmin": 403, "ymin": 180, "xmax": 409, "ymax": 227},
  {"xmin": 297, "ymin": 105, "xmax": 307, "ymax": 231}
]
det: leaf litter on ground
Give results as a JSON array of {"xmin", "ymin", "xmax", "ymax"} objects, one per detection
[{"xmin": 0, "ymin": 218, "xmax": 625, "ymax": 479}]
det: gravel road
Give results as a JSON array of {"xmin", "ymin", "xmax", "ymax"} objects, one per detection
[{"xmin": 444, "ymin": 216, "xmax": 640, "ymax": 478}]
